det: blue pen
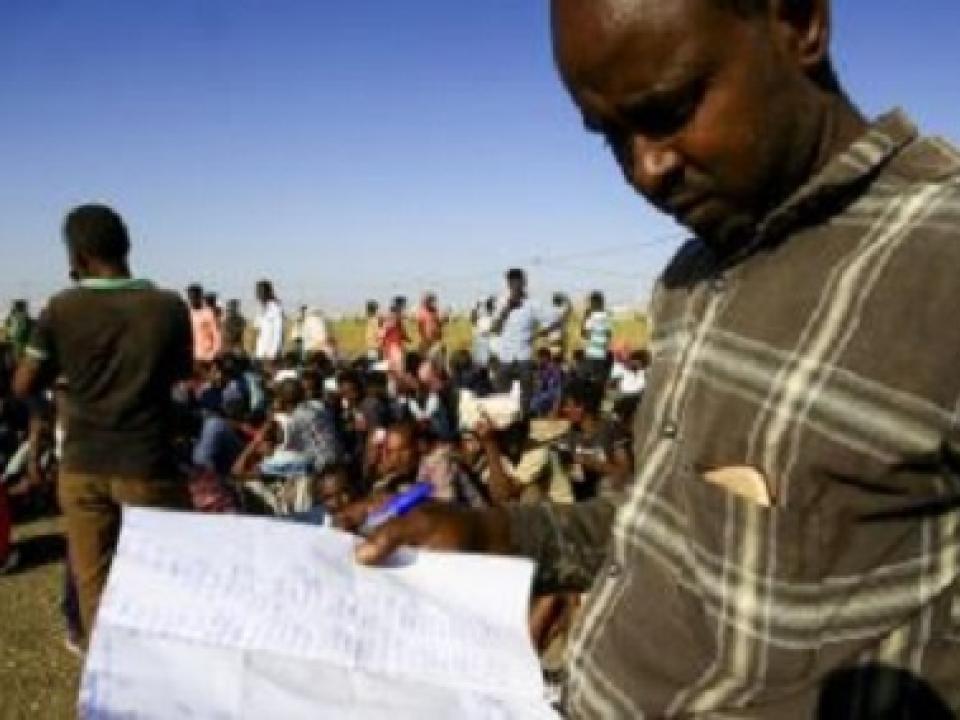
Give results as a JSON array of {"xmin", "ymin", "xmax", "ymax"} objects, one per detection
[{"xmin": 360, "ymin": 481, "xmax": 433, "ymax": 535}]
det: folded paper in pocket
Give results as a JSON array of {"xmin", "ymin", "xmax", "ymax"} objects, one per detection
[{"xmin": 702, "ymin": 466, "xmax": 772, "ymax": 507}]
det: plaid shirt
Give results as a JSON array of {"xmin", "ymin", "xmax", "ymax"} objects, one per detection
[{"xmin": 508, "ymin": 111, "xmax": 960, "ymax": 718}]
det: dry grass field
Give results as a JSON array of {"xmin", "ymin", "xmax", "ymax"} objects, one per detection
[
  {"xmin": 330, "ymin": 312, "xmax": 650, "ymax": 358},
  {"xmin": 0, "ymin": 513, "xmax": 81, "ymax": 720}
]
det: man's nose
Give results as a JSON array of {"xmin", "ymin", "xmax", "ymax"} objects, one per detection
[{"xmin": 628, "ymin": 135, "xmax": 683, "ymax": 199}]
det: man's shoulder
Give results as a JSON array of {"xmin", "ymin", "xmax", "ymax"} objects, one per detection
[
  {"xmin": 868, "ymin": 131, "xmax": 960, "ymax": 221},
  {"xmin": 890, "ymin": 132, "xmax": 960, "ymax": 187},
  {"xmin": 140, "ymin": 287, "xmax": 190, "ymax": 316},
  {"xmin": 44, "ymin": 287, "xmax": 84, "ymax": 312},
  {"xmin": 878, "ymin": 134, "xmax": 960, "ymax": 242}
]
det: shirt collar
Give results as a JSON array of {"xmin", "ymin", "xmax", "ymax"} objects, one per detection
[
  {"xmin": 78, "ymin": 278, "xmax": 154, "ymax": 291},
  {"xmin": 726, "ymin": 109, "xmax": 918, "ymax": 264}
]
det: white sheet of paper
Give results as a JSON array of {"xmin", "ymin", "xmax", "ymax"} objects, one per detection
[{"xmin": 80, "ymin": 508, "xmax": 557, "ymax": 719}]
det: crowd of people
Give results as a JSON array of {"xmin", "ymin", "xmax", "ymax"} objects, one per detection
[{"xmin": 0, "ymin": 204, "xmax": 650, "ymax": 672}]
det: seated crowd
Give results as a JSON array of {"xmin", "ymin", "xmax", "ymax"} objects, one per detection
[{"xmin": 0, "ymin": 288, "xmax": 650, "ymax": 665}]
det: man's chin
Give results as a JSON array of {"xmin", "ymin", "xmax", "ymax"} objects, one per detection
[{"xmin": 684, "ymin": 212, "xmax": 756, "ymax": 256}]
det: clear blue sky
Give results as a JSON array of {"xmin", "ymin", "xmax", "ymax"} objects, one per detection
[{"xmin": 1, "ymin": 1, "xmax": 957, "ymax": 313}]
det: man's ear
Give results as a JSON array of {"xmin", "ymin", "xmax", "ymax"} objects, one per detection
[
  {"xmin": 68, "ymin": 249, "xmax": 89, "ymax": 281},
  {"xmin": 768, "ymin": 0, "xmax": 831, "ymax": 74}
]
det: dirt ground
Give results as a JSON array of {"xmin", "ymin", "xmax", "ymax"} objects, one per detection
[{"xmin": 0, "ymin": 514, "xmax": 81, "ymax": 719}]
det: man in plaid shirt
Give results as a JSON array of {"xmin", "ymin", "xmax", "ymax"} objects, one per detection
[{"xmin": 353, "ymin": 0, "xmax": 960, "ymax": 716}]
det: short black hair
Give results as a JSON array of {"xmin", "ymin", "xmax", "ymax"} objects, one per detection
[
  {"xmin": 337, "ymin": 369, "xmax": 363, "ymax": 391},
  {"xmin": 63, "ymin": 204, "xmax": 131, "ymax": 265},
  {"xmin": 365, "ymin": 371, "xmax": 389, "ymax": 392},
  {"xmin": 506, "ymin": 268, "xmax": 526, "ymax": 282},
  {"xmin": 563, "ymin": 377, "xmax": 603, "ymax": 416},
  {"xmin": 187, "ymin": 284, "xmax": 203, "ymax": 297}
]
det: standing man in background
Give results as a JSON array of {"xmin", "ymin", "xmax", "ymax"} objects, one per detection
[
  {"xmin": 253, "ymin": 279, "xmax": 284, "ymax": 367},
  {"xmin": 204, "ymin": 292, "xmax": 221, "ymax": 323},
  {"xmin": 416, "ymin": 292, "xmax": 444, "ymax": 360},
  {"xmin": 186, "ymin": 283, "xmax": 222, "ymax": 364},
  {"xmin": 470, "ymin": 296, "xmax": 497, "ymax": 369},
  {"xmin": 222, "ymin": 299, "xmax": 247, "ymax": 355},
  {"xmin": 300, "ymin": 306, "xmax": 335, "ymax": 360},
  {"xmin": 491, "ymin": 268, "xmax": 561, "ymax": 403},
  {"xmin": 4, "ymin": 301, "xmax": 34, "ymax": 360},
  {"xmin": 581, "ymin": 291, "xmax": 613, "ymax": 383},
  {"xmin": 546, "ymin": 293, "xmax": 572, "ymax": 361},
  {"xmin": 15, "ymin": 204, "xmax": 193, "ymax": 645},
  {"xmin": 364, "ymin": 300, "xmax": 381, "ymax": 363}
]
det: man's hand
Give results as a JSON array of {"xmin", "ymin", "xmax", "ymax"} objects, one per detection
[
  {"xmin": 337, "ymin": 500, "xmax": 513, "ymax": 566},
  {"xmin": 475, "ymin": 415, "xmax": 496, "ymax": 444},
  {"xmin": 26, "ymin": 458, "xmax": 43, "ymax": 489}
]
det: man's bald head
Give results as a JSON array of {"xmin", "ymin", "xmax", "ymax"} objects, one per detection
[
  {"xmin": 550, "ymin": 0, "xmax": 850, "ymax": 251},
  {"xmin": 565, "ymin": 0, "xmax": 786, "ymax": 17}
]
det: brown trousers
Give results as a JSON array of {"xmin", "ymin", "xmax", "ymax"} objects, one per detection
[{"xmin": 58, "ymin": 472, "xmax": 189, "ymax": 643}]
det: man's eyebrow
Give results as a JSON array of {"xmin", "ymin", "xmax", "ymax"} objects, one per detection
[
  {"xmin": 617, "ymin": 79, "xmax": 700, "ymax": 112},
  {"xmin": 578, "ymin": 74, "xmax": 702, "ymax": 133}
]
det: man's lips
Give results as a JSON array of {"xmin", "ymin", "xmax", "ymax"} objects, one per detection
[{"xmin": 661, "ymin": 193, "xmax": 708, "ymax": 219}]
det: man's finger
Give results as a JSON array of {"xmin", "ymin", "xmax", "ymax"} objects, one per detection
[
  {"xmin": 334, "ymin": 494, "xmax": 391, "ymax": 532},
  {"xmin": 355, "ymin": 521, "xmax": 404, "ymax": 566}
]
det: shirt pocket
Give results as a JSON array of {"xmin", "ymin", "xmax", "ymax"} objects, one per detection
[{"xmin": 676, "ymin": 469, "xmax": 824, "ymax": 684}]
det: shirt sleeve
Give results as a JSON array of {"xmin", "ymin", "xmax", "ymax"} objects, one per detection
[
  {"xmin": 506, "ymin": 497, "xmax": 617, "ymax": 594},
  {"xmin": 508, "ymin": 447, "xmax": 550, "ymax": 486},
  {"xmin": 25, "ymin": 306, "xmax": 57, "ymax": 371},
  {"xmin": 192, "ymin": 419, "xmax": 218, "ymax": 470}
]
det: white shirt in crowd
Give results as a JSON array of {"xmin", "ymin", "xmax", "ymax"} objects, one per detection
[
  {"xmin": 610, "ymin": 361, "xmax": 645, "ymax": 396},
  {"xmin": 295, "ymin": 309, "xmax": 334, "ymax": 356},
  {"xmin": 255, "ymin": 300, "xmax": 285, "ymax": 361},
  {"xmin": 583, "ymin": 309, "xmax": 613, "ymax": 360}
]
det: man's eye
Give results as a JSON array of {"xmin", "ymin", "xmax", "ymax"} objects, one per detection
[
  {"xmin": 627, "ymin": 103, "xmax": 694, "ymax": 140},
  {"xmin": 623, "ymin": 81, "xmax": 705, "ymax": 140}
]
